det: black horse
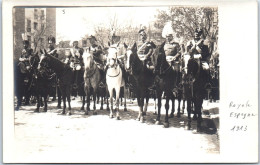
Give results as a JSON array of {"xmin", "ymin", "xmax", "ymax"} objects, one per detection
[
  {"xmin": 151, "ymin": 42, "xmax": 178, "ymax": 128},
  {"xmin": 124, "ymin": 43, "xmax": 155, "ymax": 123},
  {"xmin": 38, "ymin": 49, "xmax": 74, "ymax": 115},
  {"xmin": 182, "ymin": 54, "xmax": 208, "ymax": 131}
]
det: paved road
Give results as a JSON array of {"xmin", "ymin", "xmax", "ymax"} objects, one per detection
[{"xmin": 14, "ymin": 98, "xmax": 220, "ymax": 163}]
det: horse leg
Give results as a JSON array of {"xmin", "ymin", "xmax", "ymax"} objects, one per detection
[
  {"xmin": 57, "ymin": 87, "xmax": 62, "ymax": 109},
  {"xmin": 143, "ymin": 91, "xmax": 149, "ymax": 116},
  {"xmin": 182, "ymin": 99, "xmax": 186, "ymax": 114},
  {"xmin": 61, "ymin": 89, "xmax": 66, "ymax": 115},
  {"xmin": 106, "ymin": 87, "xmax": 110, "ymax": 111},
  {"xmin": 177, "ymin": 93, "xmax": 182, "ymax": 118},
  {"xmin": 169, "ymin": 97, "xmax": 175, "ymax": 118},
  {"xmin": 34, "ymin": 94, "xmax": 40, "ymax": 112},
  {"xmin": 123, "ymin": 86, "xmax": 127, "ymax": 111},
  {"xmin": 196, "ymin": 98, "xmax": 203, "ymax": 132},
  {"xmin": 81, "ymin": 94, "xmax": 85, "ymax": 110},
  {"xmin": 115, "ymin": 87, "xmax": 121, "ymax": 120},
  {"xmin": 100, "ymin": 91, "xmax": 104, "ymax": 110},
  {"xmin": 66, "ymin": 87, "xmax": 72, "ymax": 115},
  {"xmin": 93, "ymin": 88, "xmax": 97, "ymax": 115},
  {"xmin": 164, "ymin": 93, "xmax": 170, "ymax": 128},
  {"xmin": 109, "ymin": 89, "xmax": 114, "ymax": 118},
  {"xmin": 185, "ymin": 98, "xmax": 192, "ymax": 130},
  {"xmin": 43, "ymin": 94, "xmax": 48, "ymax": 112},
  {"xmin": 136, "ymin": 94, "xmax": 141, "ymax": 121},
  {"xmin": 155, "ymin": 91, "xmax": 162, "ymax": 125},
  {"xmin": 153, "ymin": 93, "xmax": 157, "ymax": 115}
]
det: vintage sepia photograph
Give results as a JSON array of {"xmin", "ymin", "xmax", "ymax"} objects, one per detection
[
  {"xmin": 2, "ymin": 0, "xmax": 258, "ymax": 163},
  {"xmin": 12, "ymin": 6, "xmax": 220, "ymax": 162}
]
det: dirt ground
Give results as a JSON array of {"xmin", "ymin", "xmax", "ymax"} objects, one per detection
[{"xmin": 14, "ymin": 97, "xmax": 220, "ymax": 163}]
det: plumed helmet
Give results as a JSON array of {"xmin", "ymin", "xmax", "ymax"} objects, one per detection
[
  {"xmin": 138, "ymin": 25, "xmax": 147, "ymax": 34},
  {"xmin": 195, "ymin": 27, "xmax": 203, "ymax": 35},
  {"xmin": 162, "ymin": 21, "xmax": 174, "ymax": 38}
]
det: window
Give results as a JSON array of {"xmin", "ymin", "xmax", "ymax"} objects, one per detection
[
  {"xmin": 41, "ymin": 24, "xmax": 45, "ymax": 30},
  {"xmin": 27, "ymin": 19, "xmax": 31, "ymax": 32},
  {"xmin": 34, "ymin": 9, "xmax": 38, "ymax": 19},
  {"xmin": 34, "ymin": 22, "xmax": 38, "ymax": 30},
  {"xmin": 27, "ymin": 35, "xmax": 31, "ymax": 47},
  {"xmin": 41, "ymin": 10, "xmax": 45, "ymax": 20}
]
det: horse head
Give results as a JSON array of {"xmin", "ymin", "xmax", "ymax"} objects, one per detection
[
  {"xmin": 82, "ymin": 47, "xmax": 94, "ymax": 70},
  {"xmin": 107, "ymin": 42, "xmax": 121, "ymax": 68},
  {"xmin": 151, "ymin": 41, "xmax": 166, "ymax": 75},
  {"xmin": 124, "ymin": 42, "xmax": 137, "ymax": 73}
]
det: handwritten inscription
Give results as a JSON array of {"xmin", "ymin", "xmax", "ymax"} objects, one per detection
[
  {"xmin": 229, "ymin": 101, "xmax": 251, "ymax": 109},
  {"xmin": 229, "ymin": 101, "xmax": 256, "ymax": 132}
]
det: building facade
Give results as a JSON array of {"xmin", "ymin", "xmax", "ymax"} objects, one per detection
[{"xmin": 13, "ymin": 8, "xmax": 56, "ymax": 61}]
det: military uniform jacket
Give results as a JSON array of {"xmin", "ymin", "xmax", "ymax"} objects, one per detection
[
  {"xmin": 186, "ymin": 39, "xmax": 210, "ymax": 62},
  {"xmin": 164, "ymin": 41, "xmax": 181, "ymax": 61},
  {"xmin": 137, "ymin": 41, "xmax": 155, "ymax": 58},
  {"xmin": 20, "ymin": 48, "xmax": 33, "ymax": 65}
]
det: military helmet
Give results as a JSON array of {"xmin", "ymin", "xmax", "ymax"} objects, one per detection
[{"xmin": 48, "ymin": 36, "xmax": 56, "ymax": 44}]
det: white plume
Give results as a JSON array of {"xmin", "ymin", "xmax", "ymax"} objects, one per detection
[{"xmin": 162, "ymin": 21, "xmax": 174, "ymax": 38}]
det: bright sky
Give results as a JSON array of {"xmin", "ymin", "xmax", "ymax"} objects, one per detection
[{"xmin": 56, "ymin": 7, "xmax": 168, "ymax": 43}]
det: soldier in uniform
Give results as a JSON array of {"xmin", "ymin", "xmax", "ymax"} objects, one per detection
[
  {"xmin": 88, "ymin": 35, "xmax": 106, "ymax": 87},
  {"xmin": 46, "ymin": 36, "xmax": 61, "ymax": 102},
  {"xmin": 137, "ymin": 27, "xmax": 156, "ymax": 69},
  {"xmin": 18, "ymin": 40, "xmax": 34, "ymax": 74},
  {"xmin": 186, "ymin": 27, "xmax": 211, "ymax": 88},
  {"xmin": 69, "ymin": 41, "xmax": 84, "ymax": 99},
  {"xmin": 163, "ymin": 27, "xmax": 182, "ymax": 92}
]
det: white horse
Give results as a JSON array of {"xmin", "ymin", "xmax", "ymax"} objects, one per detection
[{"xmin": 106, "ymin": 43, "xmax": 127, "ymax": 119}]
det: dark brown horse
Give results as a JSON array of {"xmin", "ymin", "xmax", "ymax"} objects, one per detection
[
  {"xmin": 183, "ymin": 54, "xmax": 208, "ymax": 131},
  {"xmin": 38, "ymin": 49, "xmax": 74, "ymax": 115},
  {"xmin": 124, "ymin": 43, "xmax": 154, "ymax": 122},
  {"xmin": 151, "ymin": 42, "xmax": 178, "ymax": 128}
]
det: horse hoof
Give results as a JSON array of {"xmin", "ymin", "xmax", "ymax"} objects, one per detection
[
  {"xmin": 100, "ymin": 107, "xmax": 103, "ymax": 110},
  {"xmin": 169, "ymin": 113, "xmax": 174, "ymax": 118},
  {"xmin": 80, "ymin": 107, "xmax": 84, "ymax": 110},
  {"xmin": 85, "ymin": 112, "xmax": 88, "ymax": 115},
  {"xmin": 177, "ymin": 113, "xmax": 181, "ymax": 118},
  {"xmin": 43, "ymin": 109, "xmax": 47, "ymax": 112},
  {"xmin": 124, "ymin": 108, "xmax": 127, "ymax": 112},
  {"xmin": 67, "ymin": 112, "xmax": 72, "ymax": 116},
  {"xmin": 110, "ymin": 115, "xmax": 114, "ymax": 119},
  {"xmin": 116, "ymin": 116, "xmax": 121, "ymax": 120},
  {"xmin": 140, "ymin": 117, "xmax": 145, "ymax": 123},
  {"xmin": 155, "ymin": 121, "xmax": 161, "ymax": 125},
  {"xmin": 164, "ymin": 122, "xmax": 169, "ymax": 128},
  {"xmin": 61, "ymin": 111, "xmax": 66, "ymax": 115},
  {"xmin": 57, "ymin": 105, "xmax": 62, "ymax": 109},
  {"xmin": 93, "ymin": 112, "xmax": 97, "ymax": 115},
  {"xmin": 34, "ymin": 109, "xmax": 40, "ymax": 113},
  {"xmin": 136, "ymin": 118, "xmax": 140, "ymax": 121}
]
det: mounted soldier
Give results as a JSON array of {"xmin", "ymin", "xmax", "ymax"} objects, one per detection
[
  {"xmin": 137, "ymin": 26, "xmax": 156, "ymax": 69},
  {"xmin": 46, "ymin": 35, "xmax": 60, "ymax": 102},
  {"xmin": 162, "ymin": 21, "xmax": 182, "ymax": 92},
  {"xmin": 18, "ymin": 38, "xmax": 34, "ymax": 74},
  {"xmin": 186, "ymin": 27, "xmax": 211, "ymax": 88},
  {"xmin": 88, "ymin": 35, "xmax": 106, "ymax": 87}
]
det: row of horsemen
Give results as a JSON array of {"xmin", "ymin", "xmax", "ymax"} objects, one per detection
[{"xmin": 16, "ymin": 27, "xmax": 219, "ymax": 114}]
